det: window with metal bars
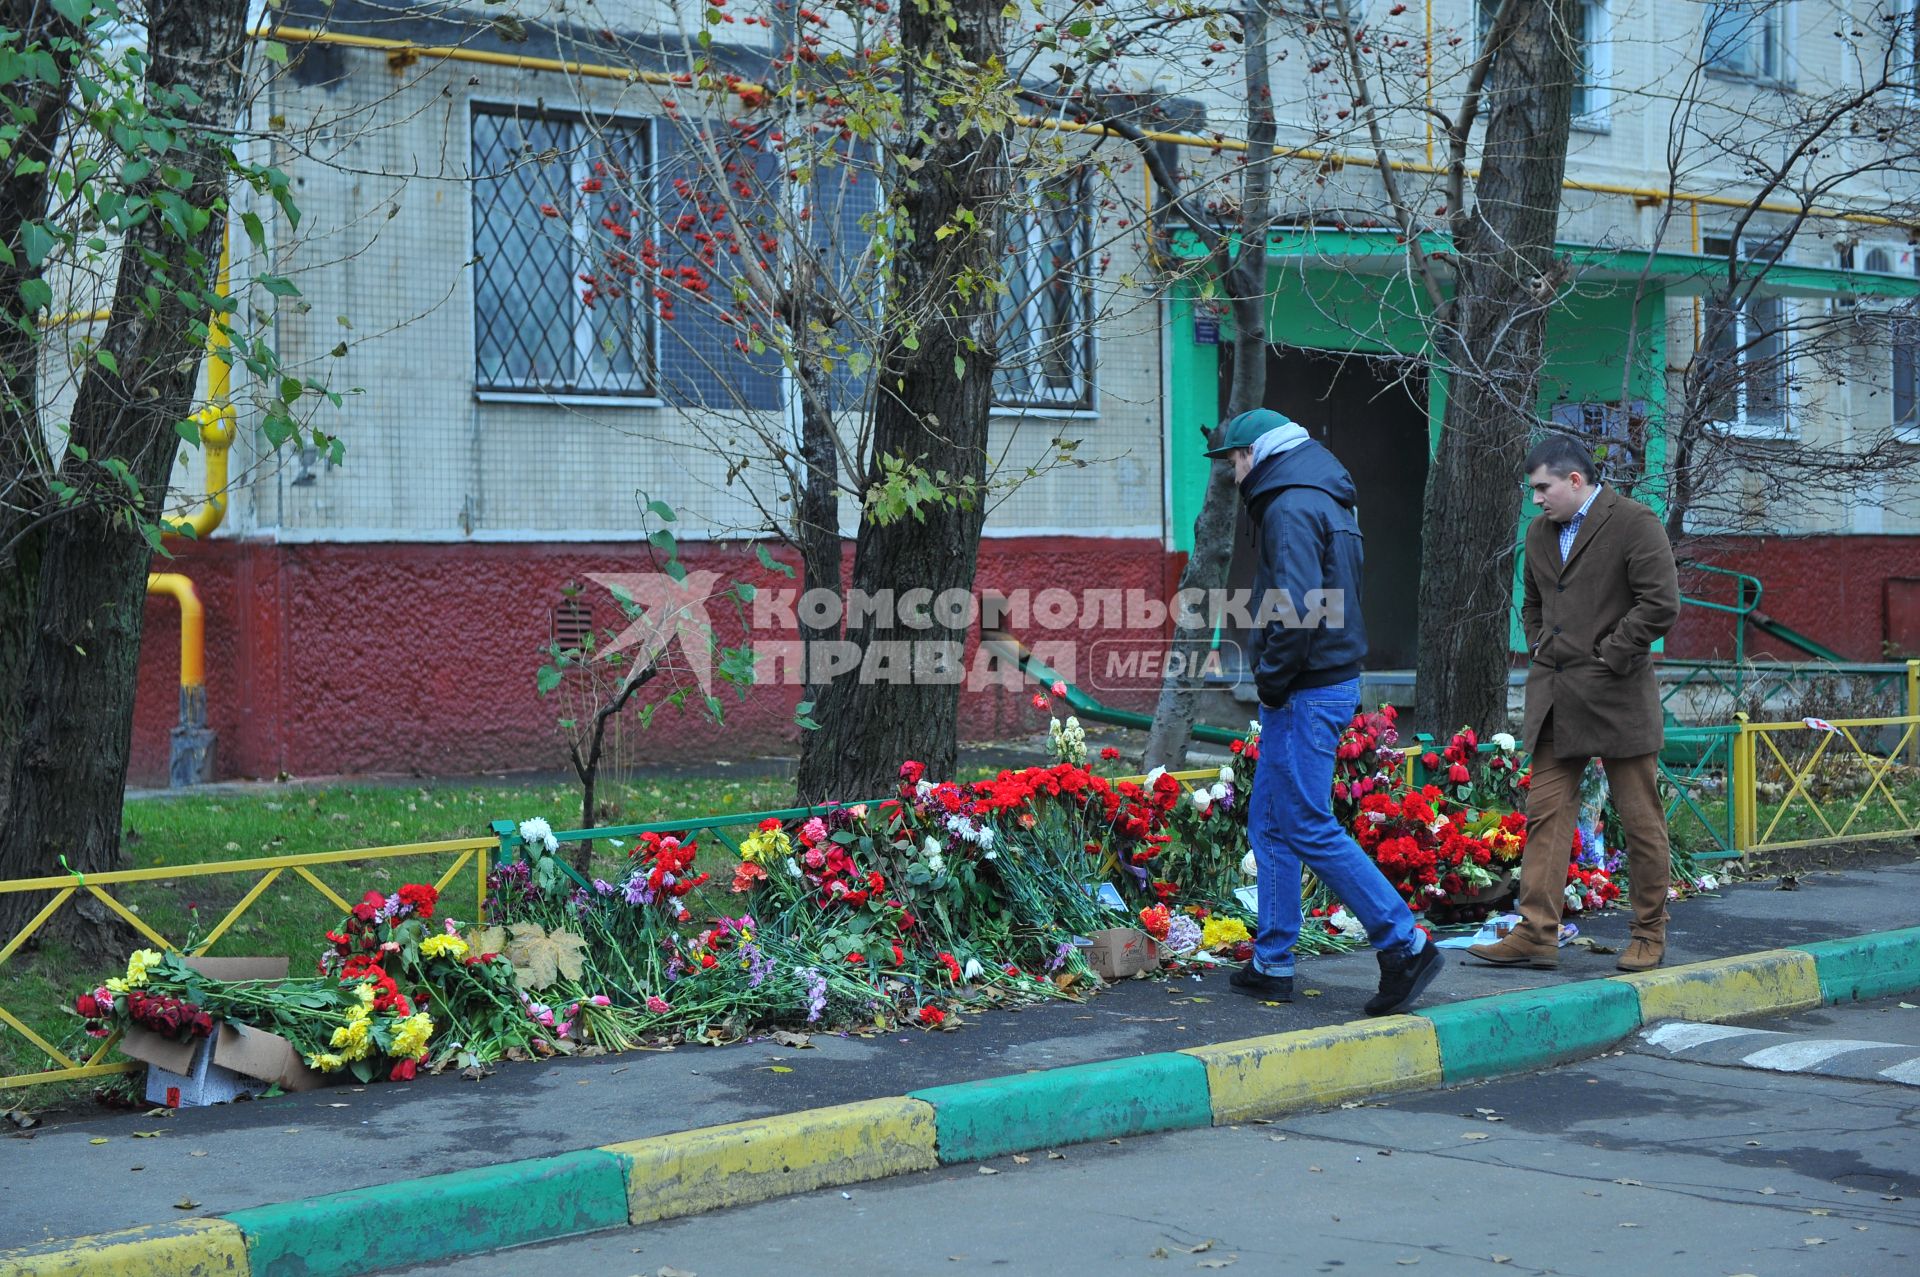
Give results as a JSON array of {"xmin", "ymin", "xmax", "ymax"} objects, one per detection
[
  {"xmin": 995, "ymin": 176, "xmax": 1094, "ymax": 411},
  {"xmin": 471, "ymin": 106, "xmax": 656, "ymax": 399}
]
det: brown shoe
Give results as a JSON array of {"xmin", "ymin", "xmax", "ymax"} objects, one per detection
[
  {"xmin": 1466, "ymin": 936, "xmax": 1559, "ymax": 970},
  {"xmin": 1615, "ymin": 939, "xmax": 1664, "ymax": 973}
]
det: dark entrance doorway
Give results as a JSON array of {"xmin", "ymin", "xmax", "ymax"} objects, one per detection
[{"xmin": 1222, "ymin": 346, "xmax": 1429, "ymax": 671}]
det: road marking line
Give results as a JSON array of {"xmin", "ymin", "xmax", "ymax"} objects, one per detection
[
  {"xmin": 1740, "ymin": 1040, "xmax": 1890, "ymax": 1072},
  {"xmin": 1641, "ymin": 1022, "xmax": 1774, "ymax": 1052},
  {"xmin": 1878, "ymin": 1058, "xmax": 1920, "ymax": 1086}
]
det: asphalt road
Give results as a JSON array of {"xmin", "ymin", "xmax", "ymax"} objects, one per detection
[{"xmin": 407, "ymin": 996, "xmax": 1920, "ymax": 1277}]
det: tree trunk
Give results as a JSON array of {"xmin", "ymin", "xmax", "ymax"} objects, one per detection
[
  {"xmin": 0, "ymin": 1, "xmax": 82, "ymax": 877},
  {"xmin": 794, "ymin": 0, "xmax": 1008, "ymax": 802},
  {"xmin": 1142, "ymin": 0, "xmax": 1276, "ymax": 769},
  {"xmin": 0, "ymin": 0, "xmax": 252, "ymax": 944},
  {"xmin": 1411, "ymin": 0, "xmax": 1578, "ymax": 739},
  {"xmin": 794, "ymin": 344, "xmax": 843, "ymax": 719}
]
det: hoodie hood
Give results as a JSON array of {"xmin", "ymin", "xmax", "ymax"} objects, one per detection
[
  {"xmin": 1241, "ymin": 437, "xmax": 1356, "ymax": 510},
  {"xmin": 1245, "ymin": 422, "xmax": 1310, "ymax": 469}
]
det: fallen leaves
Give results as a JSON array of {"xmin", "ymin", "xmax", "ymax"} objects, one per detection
[
  {"xmin": 976, "ymin": 1166, "xmax": 998, "ymax": 1175},
  {"xmin": 173, "ymin": 1197, "xmax": 199, "ymax": 1211},
  {"xmin": 1461, "ymin": 1133, "xmax": 1490, "ymax": 1142},
  {"xmin": 770, "ymin": 1030, "xmax": 814, "ymax": 1049},
  {"xmin": 1011, "ymin": 1155, "xmax": 1031, "ymax": 1165},
  {"xmin": 88, "ymin": 1137, "xmax": 108, "ymax": 1145},
  {"xmin": 1047, "ymin": 1150, "xmax": 1065, "ymax": 1160},
  {"xmin": 131, "ymin": 1130, "xmax": 164, "ymax": 1139}
]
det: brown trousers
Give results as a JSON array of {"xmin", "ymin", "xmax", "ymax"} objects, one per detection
[{"xmin": 1516, "ymin": 722, "xmax": 1671, "ymax": 950}]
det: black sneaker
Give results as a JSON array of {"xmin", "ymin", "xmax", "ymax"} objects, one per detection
[
  {"xmin": 1365, "ymin": 943, "xmax": 1445, "ymax": 1017},
  {"xmin": 1228, "ymin": 964, "xmax": 1293, "ymax": 1001}
]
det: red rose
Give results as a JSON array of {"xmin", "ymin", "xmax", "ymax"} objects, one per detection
[
  {"xmin": 75, "ymin": 994, "xmax": 99, "ymax": 1018},
  {"xmin": 1448, "ymin": 763, "xmax": 1470, "ymax": 783}
]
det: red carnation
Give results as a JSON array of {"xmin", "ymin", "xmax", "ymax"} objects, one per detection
[
  {"xmin": 75, "ymin": 993, "xmax": 99, "ymax": 1018},
  {"xmin": 917, "ymin": 1005, "xmax": 946, "ymax": 1028}
]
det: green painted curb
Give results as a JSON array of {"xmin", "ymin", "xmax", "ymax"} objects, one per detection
[
  {"xmin": 1796, "ymin": 926, "xmax": 1920, "ymax": 1004},
  {"xmin": 1416, "ymin": 978, "xmax": 1643, "ymax": 1083},
  {"xmin": 910, "ymin": 1052, "xmax": 1213, "ymax": 1163},
  {"xmin": 225, "ymin": 1148, "xmax": 631, "ymax": 1277}
]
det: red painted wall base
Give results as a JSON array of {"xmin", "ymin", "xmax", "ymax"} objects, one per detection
[{"xmin": 130, "ymin": 537, "xmax": 1169, "ymax": 785}]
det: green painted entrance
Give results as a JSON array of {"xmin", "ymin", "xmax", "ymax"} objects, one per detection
[{"xmin": 1168, "ymin": 232, "xmax": 1671, "ymax": 660}]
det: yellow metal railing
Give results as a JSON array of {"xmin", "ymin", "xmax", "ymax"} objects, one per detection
[
  {"xmin": 1731, "ymin": 711, "xmax": 1920, "ymax": 853},
  {"xmin": 0, "ymin": 837, "xmax": 491, "ymax": 1090}
]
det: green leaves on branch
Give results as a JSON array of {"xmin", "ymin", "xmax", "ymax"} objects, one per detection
[{"xmin": 864, "ymin": 453, "xmax": 980, "ymax": 526}]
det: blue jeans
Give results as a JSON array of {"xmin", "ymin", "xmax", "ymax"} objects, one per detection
[{"xmin": 1249, "ymin": 679, "xmax": 1422, "ymax": 975}]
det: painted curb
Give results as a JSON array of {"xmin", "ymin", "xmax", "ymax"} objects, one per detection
[
  {"xmin": 602, "ymin": 1097, "xmax": 939, "ymax": 1225},
  {"xmin": 0, "ymin": 1221, "xmax": 246, "ymax": 1277},
  {"xmin": 1795, "ymin": 926, "xmax": 1920, "ymax": 1004},
  {"xmin": 910, "ymin": 1052, "xmax": 1213, "ymax": 1163},
  {"xmin": 1613, "ymin": 949, "xmax": 1823, "ymax": 1024},
  {"xmin": 224, "ymin": 1149, "xmax": 630, "ymax": 1277},
  {"xmin": 1180, "ymin": 1015, "xmax": 1443, "ymax": 1124},
  {"xmin": 1416, "ymin": 978, "xmax": 1643, "ymax": 1083}
]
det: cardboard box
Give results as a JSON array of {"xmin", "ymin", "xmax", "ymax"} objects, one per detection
[
  {"xmin": 183, "ymin": 956, "xmax": 289, "ymax": 981},
  {"xmin": 1084, "ymin": 927, "xmax": 1160, "ymax": 980},
  {"xmin": 119, "ymin": 956, "xmax": 324, "ymax": 1106}
]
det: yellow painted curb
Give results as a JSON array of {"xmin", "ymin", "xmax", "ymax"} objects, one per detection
[
  {"xmin": 1180, "ymin": 1015, "xmax": 1443, "ymax": 1124},
  {"xmin": 1613, "ymin": 949, "xmax": 1823, "ymax": 1024},
  {"xmin": 0, "ymin": 1220, "xmax": 246, "ymax": 1277},
  {"xmin": 602, "ymin": 1096, "xmax": 939, "ymax": 1225}
]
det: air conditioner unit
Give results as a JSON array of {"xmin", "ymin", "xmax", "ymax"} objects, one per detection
[{"xmin": 1833, "ymin": 240, "xmax": 1915, "ymax": 313}]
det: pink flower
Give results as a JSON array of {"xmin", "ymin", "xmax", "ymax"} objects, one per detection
[
  {"xmin": 802, "ymin": 817, "xmax": 828, "ymax": 845},
  {"xmin": 1050, "ymin": 680, "xmax": 1067, "ymax": 697},
  {"xmin": 590, "ymin": 994, "xmax": 611, "ymax": 1006},
  {"xmin": 804, "ymin": 848, "xmax": 825, "ymax": 869},
  {"xmin": 645, "ymin": 995, "xmax": 672, "ymax": 1013}
]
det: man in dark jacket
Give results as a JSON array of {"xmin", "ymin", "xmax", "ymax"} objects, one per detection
[
  {"xmin": 1208, "ymin": 408, "xmax": 1444, "ymax": 1017},
  {"xmin": 1469, "ymin": 434, "xmax": 1679, "ymax": 973}
]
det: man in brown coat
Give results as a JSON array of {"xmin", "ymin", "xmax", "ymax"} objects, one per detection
[{"xmin": 1469, "ymin": 434, "xmax": 1680, "ymax": 974}]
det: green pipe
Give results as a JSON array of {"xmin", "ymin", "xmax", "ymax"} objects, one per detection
[{"xmin": 986, "ymin": 634, "xmax": 1248, "ymax": 747}]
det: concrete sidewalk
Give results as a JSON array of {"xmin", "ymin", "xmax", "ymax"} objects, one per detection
[{"xmin": 2, "ymin": 858, "xmax": 1915, "ymax": 1267}]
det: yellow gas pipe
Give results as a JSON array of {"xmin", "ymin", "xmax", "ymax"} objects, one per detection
[{"xmin": 145, "ymin": 233, "xmax": 233, "ymax": 785}]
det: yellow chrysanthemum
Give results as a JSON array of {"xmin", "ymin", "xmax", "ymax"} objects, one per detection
[
  {"xmin": 305, "ymin": 1052, "xmax": 346, "ymax": 1072},
  {"xmin": 420, "ymin": 934, "xmax": 469, "ymax": 960},
  {"xmin": 124, "ymin": 949, "xmax": 164, "ymax": 988},
  {"xmin": 739, "ymin": 827, "xmax": 792, "ymax": 864},
  {"xmin": 104, "ymin": 977, "xmax": 129, "ymax": 994},
  {"xmin": 1200, "ymin": 917, "xmax": 1251, "ymax": 949},
  {"xmin": 330, "ymin": 1017, "xmax": 372, "ymax": 1061},
  {"xmin": 389, "ymin": 1012, "xmax": 434, "ymax": 1061},
  {"xmin": 354, "ymin": 982, "xmax": 377, "ymax": 1007}
]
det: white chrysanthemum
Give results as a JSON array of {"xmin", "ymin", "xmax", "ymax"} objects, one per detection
[
  {"xmin": 962, "ymin": 957, "xmax": 984, "ymax": 981},
  {"xmin": 927, "ymin": 853, "xmax": 945, "ymax": 874},
  {"xmin": 1327, "ymin": 907, "xmax": 1367, "ymax": 941},
  {"xmin": 1240, "ymin": 851, "xmax": 1258, "ymax": 878},
  {"xmin": 923, "ymin": 835, "xmax": 942, "ymax": 858},
  {"xmin": 1491, "ymin": 732, "xmax": 1517, "ymax": 752},
  {"xmin": 1191, "ymin": 788, "xmax": 1213, "ymax": 814},
  {"xmin": 518, "ymin": 817, "xmax": 559, "ymax": 853},
  {"xmin": 1247, "ymin": 720, "xmax": 1262, "ymax": 737},
  {"xmin": 785, "ymin": 857, "xmax": 803, "ymax": 879}
]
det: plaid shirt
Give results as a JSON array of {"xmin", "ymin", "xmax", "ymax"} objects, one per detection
[{"xmin": 1558, "ymin": 485, "xmax": 1601, "ymax": 562}]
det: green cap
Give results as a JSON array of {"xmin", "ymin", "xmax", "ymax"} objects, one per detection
[{"xmin": 1203, "ymin": 408, "xmax": 1296, "ymax": 459}]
